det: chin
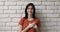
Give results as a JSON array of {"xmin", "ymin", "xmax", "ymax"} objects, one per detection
[{"xmin": 28, "ymin": 13, "xmax": 32, "ymax": 15}]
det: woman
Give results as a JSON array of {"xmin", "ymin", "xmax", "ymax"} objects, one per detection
[{"xmin": 18, "ymin": 3, "xmax": 41, "ymax": 32}]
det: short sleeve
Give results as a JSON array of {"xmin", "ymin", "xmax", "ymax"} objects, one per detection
[
  {"xmin": 35, "ymin": 18, "xmax": 41, "ymax": 27},
  {"xmin": 18, "ymin": 17, "xmax": 25, "ymax": 26}
]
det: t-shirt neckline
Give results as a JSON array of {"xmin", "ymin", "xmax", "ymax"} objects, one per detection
[{"xmin": 26, "ymin": 18, "xmax": 35, "ymax": 22}]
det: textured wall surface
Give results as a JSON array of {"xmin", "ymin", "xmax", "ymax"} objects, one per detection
[{"xmin": 0, "ymin": 0, "xmax": 60, "ymax": 32}]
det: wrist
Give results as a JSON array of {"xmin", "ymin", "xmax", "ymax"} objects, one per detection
[
  {"xmin": 27, "ymin": 26, "xmax": 30, "ymax": 28},
  {"xmin": 23, "ymin": 30, "xmax": 26, "ymax": 32},
  {"xmin": 22, "ymin": 30, "xmax": 26, "ymax": 32}
]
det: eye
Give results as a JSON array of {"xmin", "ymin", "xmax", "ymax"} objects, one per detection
[
  {"xmin": 27, "ymin": 8, "xmax": 29, "ymax": 9},
  {"xmin": 31, "ymin": 8, "xmax": 33, "ymax": 10}
]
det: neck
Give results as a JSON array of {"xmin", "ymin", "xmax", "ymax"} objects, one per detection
[{"xmin": 28, "ymin": 14, "xmax": 32, "ymax": 19}]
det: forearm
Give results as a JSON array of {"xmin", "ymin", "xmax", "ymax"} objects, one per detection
[
  {"xmin": 22, "ymin": 26, "xmax": 30, "ymax": 32},
  {"xmin": 22, "ymin": 22, "xmax": 35, "ymax": 32},
  {"xmin": 35, "ymin": 27, "xmax": 40, "ymax": 32},
  {"xmin": 33, "ymin": 24, "xmax": 40, "ymax": 32}
]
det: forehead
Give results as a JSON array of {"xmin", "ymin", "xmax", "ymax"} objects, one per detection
[{"xmin": 28, "ymin": 6, "xmax": 33, "ymax": 8}]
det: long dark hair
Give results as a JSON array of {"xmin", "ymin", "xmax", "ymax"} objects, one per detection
[{"xmin": 24, "ymin": 3, "xmax": 36, "ymax": 19}]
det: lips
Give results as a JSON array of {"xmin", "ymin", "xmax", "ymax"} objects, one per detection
[{"xmin": 30, "ymin": 11, "xmax": 32, "ymax": 13}]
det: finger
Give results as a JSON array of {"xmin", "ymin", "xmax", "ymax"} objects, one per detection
[
  {"xmin": 29, "ymin": 22, "xmax": 32, "ymax": 24},
  {"xmin": 32, "ymin": 22, "xmax": 36, "ymax": 24},
  {"xmin": 34, "ymin": 22, "xmax": 36, "ymax": 23}
]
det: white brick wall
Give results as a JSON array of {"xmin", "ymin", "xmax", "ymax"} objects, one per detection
[{"xmin": 0, "ymin": 0, "xmax": 60, "ymax": 32}]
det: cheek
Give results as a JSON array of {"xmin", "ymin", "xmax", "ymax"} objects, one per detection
[
  {"xmin": 27, "ymin": 9, "xmax": 33, "ymax": 13},
  {"xmin": 32, "ymin": 10, "xmax": 33, "ymax": 12},
  {"xmin": 27, "ymin": 10, "xmax": 29, "ymax": 13}
]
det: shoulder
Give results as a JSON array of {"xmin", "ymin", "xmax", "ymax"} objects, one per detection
[
  {"xmin": 34, "ymin": 18, "xmax": 40, "ymax": 24},
  {"xmin": 21, "ymin": 17, "xmax": 25, "ymax": 19},
  {"xmin": 35, "ymin": 17, "xmax": 40, "ymax": 21},
  {"xmin": 20, "ymin": 17, "xmax": 26, "ymax": 20}
]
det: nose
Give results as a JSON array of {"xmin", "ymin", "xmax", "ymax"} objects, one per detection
[{"xmin": 29, "ymin": 10, "xmax": 32, "ymax": 12}]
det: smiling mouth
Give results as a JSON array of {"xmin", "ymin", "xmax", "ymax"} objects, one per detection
[
  {"xmin": 30, "ymin": 12, "xmax": 32, "ymax": 13},
  {"xmin": 30, "ymin": 11, "xmax": 32, "ymax": 13}
]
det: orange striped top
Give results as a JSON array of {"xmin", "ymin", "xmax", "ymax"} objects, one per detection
[{"xmin": 18, "ymin": 17, "xmax": 41, "ymax": 32}]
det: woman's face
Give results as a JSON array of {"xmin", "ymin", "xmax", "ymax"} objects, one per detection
[{"xmin": 27, "ymin": 6, "xmax": 33, "ymax": 15}]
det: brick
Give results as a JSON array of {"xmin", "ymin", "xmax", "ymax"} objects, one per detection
[
  {"xmin": 36, "ymin": 10, "xmax": 42, "ymax": 13},
  {"xmin": 6, "ymin": 22, "xmax": 12, "ymax": 27},
  {"xmin": 57, "ymin": 21, "xmax": 60, "ymax": 25},
  {"xmin": 22, "ymin": 10, "xmax": 25, "ymax": 14},
  {"xmin": 55, "ymin": 2, "xmax": 60, "ymax": 6},
  {"xmin": 0, "ymin": 10, "xmax": 3, "ymax": 13},
  {"xmin": 6, "ymin": 22, "xmax": 18, "ymax": 27},
  {"xmin": 0, "ymin": 27, "xmax": 11, "ymax": 31},
  {"xmin": 12, "ymin": 26, "xmax": 19, "ymax": 30},
  {"xmin": 4, "ymin": 10, "xmax": 16, "ymax": 14},
  {"xmin": 5, "ymin": 2, "xmax": 16, "ymax": 6},
  {"xmin": 12, "ymin": 18, "xmax": 20, "ymax": 22},
  {"xmin": 0, "ymin": 18, "xmax": 11, "ymax": 22},
  {"xmin": 45, "ymin": 21, "xmax": 57, "ymax": 26},
  {"xmin": 41, "ymin": 26, "xmax": 57, "ymax": 30},
  {"xmin": 14, "ymin": 23, "xmax": 18, "ymax": 26},
  {"xmin": 17, "ymin": 10, "xmax": 23, "ymax": 13},
  {"xmin": 47, "ymin": 0, "xmax": 56, "ymax": 2},
  {"xmin": 21, "ymin": 6, "xmax": 26, "ymax": 10},
  {"xmin": 0, "ymin": 31, "xmax": 6, "ymax": 32},
  {"xmin": 9, "ymin": 14, "xmax": 21, "ymax": 17},
  {"xmin": 41, "ymin": 30, "xmax": 56, "ymax": 32},
  {"xmin": 58, "ymin": 31, "xmax": 60, "ymax": 32},
  {"xmin": 0, "ymin": 14, "xmax": 8, "ymax": 18},
  {"xmin": 42, "ymin": 2, "xmax": 54, "ymax": 6},
  {"xmin": 12, "ymin": 31, "xmax": 17, "ymax": 32},
  {"xmin": 42, "ymin": 10, "xmax": 54, "ymax": 13},
  {"xmin": 55, "ymin": 0, "xmax": 60, "ymax": 2},
  {"xmin": 47, "ymin": 6, "xmax": 58, "ymax": 10},
  {"xmin": 0, "ymin": 6, "xmax": 8, "ymax": 9},
  {"xmin": 58, "ymin": 14, "xmax": 60, "ymax": 18},
  {"xmin": 50, "ymin": 18, "xmax": 58, "ymax": 21},
  {"xmin": 9, "ymin": 6, "xmax": 21, "ymax": 10},
  {"xmin": 40, "ymin": 18, "xmax": 50, "ymax": 22},
  {"xmin": 41, "ymin": 14, "xmax": 47, "ymax": 17},
  {"xmin": 40, "ymin": 18, "xmax": 58, "ymax": 22},
  {"xmin": 0, "ymin": 2, "xmax": 4, "ymax": 5},
  {"xmin": 17, "ymin": 2, "xmax": 28, "ymax": 6},
  {"xmin": 7, "ymin": 0, "xmax": 18, "ymax": 2},
  {"xmin": 0, "ymin": 0, "xmax": 6, "ymax": 1},
  {"xmin": 58, "ymin": 18, "xmax": 60, "ymax": 21},
  {"xmin": 36, "ymin": 14, "xmax": 47, "ymax": 18},
  {"xmin": 20, "ymin": 0, "xmax": 33, "ymax": 2},
  {"xmin": 56, "ymin": 26, "xmax": 60, "ymax": 30},
  {"xmin": 35, "ymin": 6, "xmax": 46, "ymax": 10},
  {"xmin": 21, "ymin": 14, "xmax": 25, "ymax": 17},
  {"xmin": 53, "ymin": 10, "xmax": 57, "ymax": 13},
  {"xmin": 54, "ymin": 10, "xmax": 60, "ymax": 13},
  {"xmin": 20, "ymin": 0, "xmax": 46, "ymax": 2},
  {"xmin": 58, "ymin": 6, "xmax": 60, "ymax": 10},
  {"xmin": 47, "ymin": 14, "xmax": 58, "ymax": 17},
  {"xmin": 29, "ymin": 2, "xmax": 41, "ymax": 6},
  {"xmin": 39, "ymin": 0, "xmax": 46, "ymax": 2},
  {"xmin": 6, "ymin": 31, "xmax": 11, "ymax": 32},
  {"xmin": 0, "ymin": 23, "xmax": 5, "ymax": 27}
]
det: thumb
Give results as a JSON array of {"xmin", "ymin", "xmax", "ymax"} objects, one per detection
[{"xmin": 29, "ymin": 22, "xmax": 32, "ymax": 24}]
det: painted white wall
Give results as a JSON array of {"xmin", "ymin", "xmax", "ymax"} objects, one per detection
[{"xmin": 0, "ymin": 0, "xmax": 60, "ymax": 32}]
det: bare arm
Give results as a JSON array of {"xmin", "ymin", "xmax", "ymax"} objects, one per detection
[
  {"xmin": 33, "ymin": 24, "xmax": 40, "ymax": 32},
  {"xmin": 18, "ymin": 25, "xmax": 31, "ymax": 32},
  {"xmin": 21, "ymin": 22, "xmax": 35, "ymax": 32},
  {"xmin": 18, "ymin": 25, "xmax": 22, "ymax": 32},
  {"xmin": 22, "ymin": 25, "xmax": 30, "ymax": 32}
]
